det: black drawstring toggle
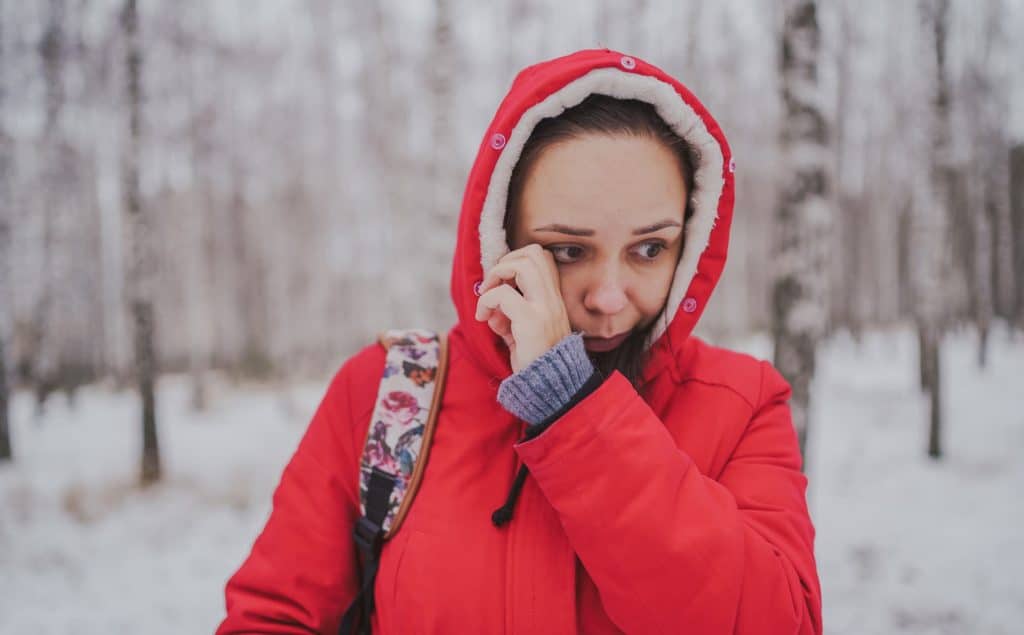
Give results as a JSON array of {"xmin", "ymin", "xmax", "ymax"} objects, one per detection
[{"xmin": 491, "ymin": 464, "xmax": 530, "ymax": 527}]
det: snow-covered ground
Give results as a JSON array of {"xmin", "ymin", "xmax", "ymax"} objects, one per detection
[
  {"xmin": 1, "ymin": 326, "xmax": 1021, "ymax": 634},
  {"xmin": 807, "ymin": 327, "xmax": 1024, "ymax": 635}
]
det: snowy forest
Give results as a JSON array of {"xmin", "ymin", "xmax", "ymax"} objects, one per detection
[{"xmin": 1, "ymin": 0, "xmax": 1023, "ymax": 633}]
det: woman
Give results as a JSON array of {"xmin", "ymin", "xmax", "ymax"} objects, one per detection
[{"xmin": 217, "ymin": 49, "xmax": 822, "ymax": 635}]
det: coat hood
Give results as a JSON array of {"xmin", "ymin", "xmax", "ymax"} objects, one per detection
[{"xmin": 450, "ymin": 49, "xmax": 735, "ymax": 382}]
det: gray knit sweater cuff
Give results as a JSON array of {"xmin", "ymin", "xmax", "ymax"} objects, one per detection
[{"xmin": 497, "ymin": 332, "xmax": 596, "ymax": 426}]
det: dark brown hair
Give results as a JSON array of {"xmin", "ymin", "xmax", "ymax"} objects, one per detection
[{"xmin": 503, "ymin": 94, "xmax": 701, "ymax": 388}]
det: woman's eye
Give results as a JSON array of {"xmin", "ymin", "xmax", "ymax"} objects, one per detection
[
  {"xmin": 633, "ymin": 241, "xmax": 666, "ymax": 261},
  {"xmin": 548, "ymin": 245, "xmax": 585, "ymax": 263}
]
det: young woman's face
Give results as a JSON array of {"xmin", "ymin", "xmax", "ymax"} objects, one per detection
[{"xmin": 509, "ymin": 133, "xmax": 687, "ymax": 351}]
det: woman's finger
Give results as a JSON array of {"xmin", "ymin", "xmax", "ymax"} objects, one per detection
[
  {"xmin": 478, "ymin": 258, "xmax": 546, "ymax": 302},
  {"xmin": 487, "ymin": 309, "xmax": 511, "ymax": 334},
  {"xmin": 475, "ymin": 283, "xmax": 531, "ymax": 324},
  {"xmin": 478, "ymin": 260, "xmax": 520, "ymax": 296},
  {"xmin": 503, "ymin": 244, "xmax": 561, "ymax": 300},
  {"xmin": 487, "ymin": 312, "xmax": 515, "ymax": 346},
  {"xmin": 541, "ymin": 248, "xmax": 562, "ymax": 293}
]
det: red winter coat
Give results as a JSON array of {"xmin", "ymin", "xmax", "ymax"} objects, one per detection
[{"xmin": 217, "ymin": 49, "xmax": 822, "ymax": 635}]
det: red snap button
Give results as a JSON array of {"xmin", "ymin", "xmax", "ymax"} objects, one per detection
[
  {"xmin": 728, "ymin": 157, "xmax": 736, "ymax": 173},
  {"xmin": 620, "ymin": 55, "xmax": 636, "ymax": 70},
  {"xmin": 473, "ymin": 280, "xmax": 483, "ymax": 296},
  {"xmin": 490, "ymin": 133, "xmax": 506, "ymax": 150},
  {"xmin": 682, "ymin": 297, "xmax": 698, "ymax": 313}
]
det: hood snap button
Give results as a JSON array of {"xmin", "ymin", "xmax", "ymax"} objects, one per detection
[
  {"xmin": 473, "ymin": 280, "xmax": 483, "ymax": 296},
  {"xmin": 728, "ymin": 157, "xmax": 736, "ymax": 173},
  {"xmin": 682, "ymin": 297, "xmax": 698, "ymax": 313},
  {"xmin": 490, "ymin": 132, "xmax": 506, "ymax": 150},
  {"xmin": 620, "ymin": 55, "xmax": 636, "ymax": 70}
]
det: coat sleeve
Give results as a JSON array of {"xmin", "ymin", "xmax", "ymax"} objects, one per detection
[
  {"xmin": 215, "ymin": 350, "xmax": 377, "ymax": 635},
  {"xmin": 513, "ymin": 362, "xmax": 823, "ymax": 635}
]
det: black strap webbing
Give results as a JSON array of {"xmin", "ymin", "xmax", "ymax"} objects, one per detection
[{"xmin": 339, "ymin": 468, "xmax": 396, "ymax": 635}]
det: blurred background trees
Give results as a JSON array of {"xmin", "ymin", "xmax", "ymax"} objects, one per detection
[{"xmin": 0, "ymin": 0, "xmax": 1021, "ymax": 468}]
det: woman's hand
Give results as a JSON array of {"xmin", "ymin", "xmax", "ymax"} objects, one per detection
[{"xmin": 474, "ymin": 244, "xmax": 572, "ymax": 372}]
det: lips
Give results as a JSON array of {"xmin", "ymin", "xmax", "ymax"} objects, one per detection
[{"xmin": 582, "ymin": 331, "xmax": 630, "ymax": 352}]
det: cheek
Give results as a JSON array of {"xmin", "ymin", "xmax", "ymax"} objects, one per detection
[
  {"xmin": 553, "ymin": 269, "xmax": 598, "ymax": 327},
  {"xmin": 636, "ymin": 263, "xmax": 677, "ymax": 316},
  {"xmin": 554, "ymin": 270, "xmax": 583, "ymax": 311}
]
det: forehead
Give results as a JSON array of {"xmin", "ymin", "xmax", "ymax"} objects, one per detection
[{"xmin": 519, "ymin": 133, "xmax": 687, "ymax": 231}]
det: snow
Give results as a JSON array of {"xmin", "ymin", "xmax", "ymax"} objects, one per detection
[
  {"xmin": 808, "ymin": 327, "xmax": 1024, "ymax": 635},
  {"xmin": 2, "ymin": 326, "xmax": 1023, "ymax": 634},
  {"xmin": 0, "ymin": 376, "xmax": 324, "ymax": 634}
]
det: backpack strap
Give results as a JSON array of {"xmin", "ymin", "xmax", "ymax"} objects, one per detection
[{"xmin": 340, "ymin": 329, "xmax": 448, "ymax": 635}]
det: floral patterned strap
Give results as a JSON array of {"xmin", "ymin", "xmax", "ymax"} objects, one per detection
[{"xmin": 358, "ymin": 329, "xmax": 448, "ymax": 538}]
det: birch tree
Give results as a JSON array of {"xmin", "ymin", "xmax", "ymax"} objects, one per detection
[
  {"xmin": 0, "ymin": 4, "xmax": 11, "ymax": 461},
  {"xmin": 305, "ymin": 0, "xmax": 344, "ymax": 363},
  {"xmin": 772, "ymin": 0, "xmax": 832, "ymax": 462},
  {"xmin": 32, "ymin": 0, "xmax": 67, "ymax": 409},
  {"xmin": 121, "ymin": 0, "xmax": 160, "ymax": 484},
  {"xmin": 360, "ymin": 2, "xmax": 413, "ymax": 327},
  {"xmin": 915, "ymin": 0, "xmax": 953, "ymax": 459},
  {"xmin": 976, "ymin": 2, "xmax": 1014, "ymax": 338},
  {"xmin": 1011, "ymin": 143, "xmax": 1024, "ymax": 326},
  {"xmin": 955, "ymin": 0, "xmax": 1013, "ymax": 367},
  {"xmin": 178, "ymin": 0, "xmax": 213, "ymax": 409},
  {"xmin": 427, "ymin": 0, "xmax": 459, "ymax": 331},
  {"xmin": 0, "ymin": 196, "xmax": 9, "ymax": 462}
]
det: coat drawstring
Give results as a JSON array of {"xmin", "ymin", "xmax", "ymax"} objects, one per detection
[
  {"xmin": 490, "ymin": 370, "xmax": 605, "ymax": 528},
  {"xmin": 491, "ymin": 464, "xmax": 529, "ymax": 526}
]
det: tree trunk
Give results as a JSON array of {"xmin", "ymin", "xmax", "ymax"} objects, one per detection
[
  {"xmin": 831, "ymin": 4, "xmax": 858, "ymax": 337},
  {"xmin": 0, "ymin": 11, "xmax": 12, "ymax": 462},
  {"xmin": 183, "ymin": 5, "xmax": 210, "ymax": 412},
  {"xmin": 898, "ymin": 198, "xmax": 914, "ymax": 322},
  {"xmin": 427, "ymin": 0, "xmax": 458, "ymax": 332},
  {"xmin": 968, "ymin": 166, "xmax": 993, "ymax": 369},
  {"xmin": 133, "ymin": 300, "xmax": 159, "ymax": 482},
  {"xmin": 33, "ymin": 0, "xmax": 68, "ymax": 410},
  {"xmin": 977, "ymin": 324, "xmax": 988, "ymax": 369},
  {"xmin": 307, "ymin": 0, "xmax": 344, "ymax": 363},
  {"xmin": 979, "ymin": 3, "xmax": 1015, "ymax": 324},
  {"xmin": 920, "ymin": 323, "xmax": 942, "ymax": 458},
  {"xmin": 772, "ymin": 0, "xmax": 831, "ymax": 466},
  {"xmin": 122, "ymin": 0, "xmax": 160, "ymax": 485},
  {"xmin": 1011, "ymin": 143, "xmax": 1024, "ymax": 327},
  {"xmin": 960, "ymin": 1, "xmax": 1012, "ymax": 362},
  {"xmin": 0, "ymin": 338, "xmax": 10, "ymax": 462},
  {"xmin": 361, "ymin": 2, "xmax": 408, "ymax": 327},
  {"xmin": 915, "ymin": 0, "xmax": 953, "ymax": 460}
]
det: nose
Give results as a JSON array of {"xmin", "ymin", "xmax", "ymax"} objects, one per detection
[{"xmin": 583, "ymin": 267, "xmax": 629, "ymax": 316}]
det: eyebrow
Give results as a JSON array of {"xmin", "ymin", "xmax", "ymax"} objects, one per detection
[{"xmin": 532, "ymin": 219, "xmax": 682, "ymax": 236}]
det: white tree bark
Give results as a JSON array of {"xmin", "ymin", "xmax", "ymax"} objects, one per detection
[
  {"xmin": 121, "ymin": 0, "xmax": 160, "ymax": 484},
  {"xmin": 772, "ymin": 0, "xmax": 832, "ymax": 462},
  {"xmin": 914, "ymin": 0, "xmax": 953, "ymax": 459},
  {"xmin": 0, "ymin": 4, "xmax": 12, "ymax": 461}
]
